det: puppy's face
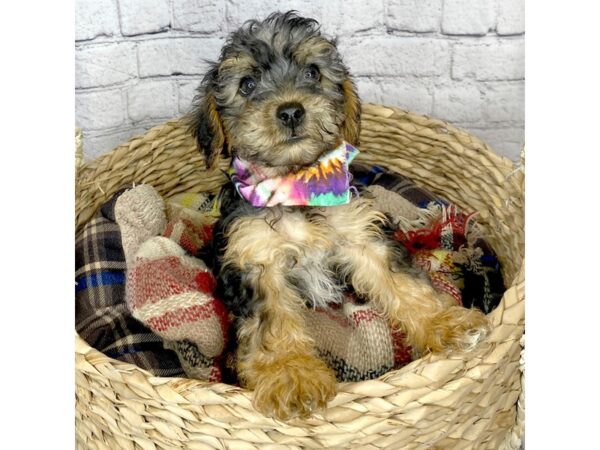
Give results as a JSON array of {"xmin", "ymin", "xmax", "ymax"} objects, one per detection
[{"xmin": 188, "ymin": 12, "xmax": 361, "ymax": 171}]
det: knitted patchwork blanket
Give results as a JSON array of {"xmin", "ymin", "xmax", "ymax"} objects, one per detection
[{"xmin": 75, "ymin": 165, "xmax": 504, "ymax": 383}]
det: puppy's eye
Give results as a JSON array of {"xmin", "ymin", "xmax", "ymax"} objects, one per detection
[
  {"xmin": 303, "ymin": 65, "xmax": 320, "ymax": 81},
  {"xmin": 239, "ymin": 76, "xmax": 257, "ymax": 96}
]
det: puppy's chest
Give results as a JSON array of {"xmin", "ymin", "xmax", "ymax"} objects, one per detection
[
  {"xmin": 276, "ymin": 207, "xmax": 341, "ymax": 250},
  {"xmin": 276, "ymin": 208, "xmax": 348, "ymax": 308}
]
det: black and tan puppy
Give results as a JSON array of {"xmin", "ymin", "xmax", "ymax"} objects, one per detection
[{"xmin": 187, "ymin": 11, "xmax": 488, "ymax": 420}]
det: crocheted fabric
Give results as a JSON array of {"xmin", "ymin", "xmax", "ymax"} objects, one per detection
[{"xmin": 229, "ymin": 141, "xmax": 359, "ymax": 207}]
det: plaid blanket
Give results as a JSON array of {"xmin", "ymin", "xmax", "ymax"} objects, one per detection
[{"xmin": 352, "ymin": 164, "xmax": 438, "ymax": 207}]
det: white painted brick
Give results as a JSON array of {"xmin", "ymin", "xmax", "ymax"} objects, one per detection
[
  {"xmin": 277, "ymin": 0, "xmax": 323, "ymax": 21},
  {"xmin": 178, "ymin": 79, "xmax": 202, "ymax": 114},
  {"xmin": 338, "ymin": 37, "xmax": 450, "ymax": 77},
  {"xmin": 226, "ymin": 1, "xmax": 292, "ymax": 30},
  {"xmin": 353, "ymin": 78, "xmax": 380, "ymax": 104},
  {"xmin": 83, "ymin": 127, "xmax": 150, "ymax": 160},
  {"xmin": 379, "ymin": 81, "xmax": 433, "ymax": 115},
  {"xmin": 452, "ymin": 40, "xmax": 524, "ymax": 81},
  {"xmin": 225, "ymin": 1, "xmax": 327, "ymax": 32},
  {"xmin": 76, "ymin": 89, "xmax": 125, "ymax": 130},
  {"xmin": 321, "ymin": 0, "xmax": 384, "ymax": 34},
  {"xmin": 497, "ymin": 0, "xmax": 525, "ymax": 35},
  {"xmin": 482, "ymin": 82, "xmax": 524, "ymax": 123},
  {"xmin": 468, "ymin": 127, "xmax": 524, "ymax": 161},
  {"xmin": 433, "ymin": 84, "xmax": 483, "ymax": 123},
  {"xmin": 442, "ymin": 0, "xmax": 495, "ymax": 36},
  {"xmin": 75, "ymin": 0, "xmax": 119, "ymax": 41},
  {"xmin": 172, "ymin": 0, "xmax": 226, "ymax": 33},
  {"xmin": 118, "ymin": 0, "xmax": 171, "ymax": 36},
  {"xmin": 137, "ymin": 37, "xmax": 224, "ymax": 77},
  {"xmin": 127, "ymin": 80, "xmax": 179, "ymax": 122},
  {"xmin": 75, "ymin": 43, "xmax": 137, "ymax": 89},
  {"xmin": 355, "ymin": 78, "xmax": 433, "ymax": 115},
  {"xmin": 225, "ymin": 2, "xmax": 380, "ymax": 36},
  {"xmin": 387, "ymin": 0, "xmax": 442, "ymax": 33}
]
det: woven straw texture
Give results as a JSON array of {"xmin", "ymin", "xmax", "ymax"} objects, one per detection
[{"xmin": 75, "ymin": 104, "xmax": 524, "ymax": 450}]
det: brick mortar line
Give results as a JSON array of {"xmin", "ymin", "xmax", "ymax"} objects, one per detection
[{"xmin": 76, "ymin": 30, "xmax": 524, "ymax": 47}]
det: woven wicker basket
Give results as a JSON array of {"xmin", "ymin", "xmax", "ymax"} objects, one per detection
[{"xmin": 75, "ymin": 104, "xmax": 524, "ymax": 450}]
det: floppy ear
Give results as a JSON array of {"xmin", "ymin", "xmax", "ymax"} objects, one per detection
[
  {"xmin": 339, "ymin": 78, "xmax": 361, "ymax": 147},
  {"xmin": 186, "ymin": 71, "xmax": 227, "ymax": 169}
]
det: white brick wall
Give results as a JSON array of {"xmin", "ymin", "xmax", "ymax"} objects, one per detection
[
  {"xmin": 119, "ymin": 0, "xmax": 172, "ymax": 36},
  {"xmin": 75, "ymin": 0, "xmax": 524, "ymax": 161},
  {"xmin": 442, "ymin": 0, "xmax": 495, "ymax": 36}
]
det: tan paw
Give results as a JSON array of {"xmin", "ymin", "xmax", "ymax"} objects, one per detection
[
  {"xmin": 422, "ymin": 306, "xmax": 490, "ymax": 354},
  {"xmin": 252, "ymin": 354, "xmax": 337, "ymax": 420}
]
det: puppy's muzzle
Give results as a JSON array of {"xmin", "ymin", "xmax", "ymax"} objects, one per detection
[{"xmin": 277, "ymin": 102, "xmax": 305, "ymax": 130}]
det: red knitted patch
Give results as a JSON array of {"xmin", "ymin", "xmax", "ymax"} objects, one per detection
[
  {"xmin": 163, "ymin": 221, "xmax": 175, "ymax": 238},
  {"xmin": 394, "ymin": 206, "xmax": 475, "ymax": 254},
  {"xmin": 179, "ymin": 233, "xmax": 200, "ymax": 256},
  {"xmin": 412, "ymin": 250, "xmax": 463, "ymax": 305},
  {"xmin": 208, "ymin": 365, "xmax": 222, "ymax": 383},
  {"xmin": 146, "ymin": 300, "xmax": 218, "ymax": 332},
  {"xmin": 201, "ymin": 224, "xmax": 214, "ymax": 243},
  {"xmin": 391, "ymin": 328, "xmax": 413, "ymax": 368},
  {"xmin": 210, "ymin": 297, "xmax": 231, "ymax": 338},
  {"xmin": 429, "ymin": 272, "xmax": 462, "ymax": 304},
  {"xmin": 163, "ymin": 218, "xmax": 215, "ymax": 255},
  {"xmin": 349, "ymin": 309, "xmax": 380, "ymax": 327},
  {"xmin": 128, "ymin": 256, "xmax": 212, "ymax": 310},
  {"xmin": 195, "ymin": 272, "xmax": 217, "ymax": 294}
]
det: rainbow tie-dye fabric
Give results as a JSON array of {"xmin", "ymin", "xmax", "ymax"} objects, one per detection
[{"xmin": 229, "ymin": 142, "xmax": 359, "ymax": 207}]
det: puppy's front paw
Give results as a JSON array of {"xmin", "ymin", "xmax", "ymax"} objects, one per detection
[
  {"xmin": 422, "ymin": 306, "xmax": 490, "ymax": 354},
  {"xmin": 252, "ymin": 354, "xmax": 337, "ymax": 420}
]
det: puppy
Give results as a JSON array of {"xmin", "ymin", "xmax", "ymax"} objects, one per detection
[{"xmin": 187, "ymin": 11, "xmax": 488, "ymax": 420}]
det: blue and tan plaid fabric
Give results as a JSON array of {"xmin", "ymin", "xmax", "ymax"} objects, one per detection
[{"xmin": 75, "ymin": 191, "xmax": 185, "ymax": 377}]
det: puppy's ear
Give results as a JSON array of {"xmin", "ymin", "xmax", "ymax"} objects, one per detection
[
  {"xmin": 339, "ymin": 78, "xmax": 361, "ymax": 147},
  {"xmin": 186, "ymin": 69, "xmax": 227, "ymax": 169}
]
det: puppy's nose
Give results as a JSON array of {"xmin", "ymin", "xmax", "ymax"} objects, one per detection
[{"xmin": 276, "ymin": 102, "xmax": 305, "ymax": 129}]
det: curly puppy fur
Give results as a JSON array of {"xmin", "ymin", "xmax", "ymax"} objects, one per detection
[{"xmin": 187, "ymin": 11, "xmax": 489, "ymax": 420}]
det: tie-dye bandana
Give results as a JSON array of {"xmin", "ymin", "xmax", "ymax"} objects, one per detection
[{"xmin": 229, "ymin": 142, "xmax": 360, "ymax": 207}]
